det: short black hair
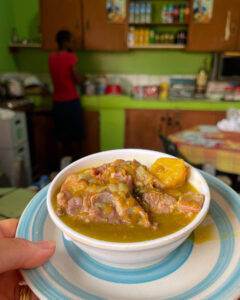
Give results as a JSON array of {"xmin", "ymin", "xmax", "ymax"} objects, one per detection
[{"xmin": 56, "ymin": 30, "xmax": 71, "ymax": 49}]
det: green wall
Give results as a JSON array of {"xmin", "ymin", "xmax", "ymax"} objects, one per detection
[
  {"xmin": 5, "ymin": 0, "xmax": 211, "ymax": 75},
  {"xmin": 15, "ymin": 49, "xmax": 211, "ymax": 75},
  {"xmin": 0, "ymin": 0, "xmax": 17, "ymax": 72}
]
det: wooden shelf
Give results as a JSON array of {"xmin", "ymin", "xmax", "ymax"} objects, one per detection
[
  {"xmin": 129, "ymin": 44, "xmax": 185, "ymax": 49},
  {"xmin": 8, "ymin": 43, "xmax": 42, "ymax": 52},
  {"xmin": 129, "ymin": 22, "xmax": 189, "ymax": 26},
  {"xmin": 9, "ymin": 43, "xmax": 42, "ymax": 48}
]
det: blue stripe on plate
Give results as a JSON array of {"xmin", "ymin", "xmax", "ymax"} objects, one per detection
[
  {"xmin": 63, "ymin": 233, "xmax": 193, "ymax": 284},
  {"xmin": 202, "ymin": 172, "xmax": 240, "ymax": 300},
  {"xmin": 15, "ymin": 172, "xmax": 240, "ymax": 299},
  {"xmin": 168, "ymin": 199, "xmax": 235, "ymax": 300}
]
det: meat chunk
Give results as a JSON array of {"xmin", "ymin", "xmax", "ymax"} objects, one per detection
[
  {"xmin": 60, "ymin": 174, "xmax": 82, "ymax": 195},
  {"xmin": 178, "ymin": 192, "xmax": 205, "ymax": 213},
  {"xmin": 66, "ymin": 188, "xmax": 151, "ymax": 228},
  {"xmin": 135, "ymin": 165, "xmax": 164, "ymax": 189},
  {"xmin": 141, "ymin": 190, "xmax": 177, "ymax": 214},
  {"xmin": 91, "ymin": 159, "xmax": 164, "ymax": 190},
  {"xmin": 57, "ymin": 190, "xmax": 72, "ymax": 207},
  {"xmin": 66, "ymin": 196, "xmax": 83, "ymax": 216}
]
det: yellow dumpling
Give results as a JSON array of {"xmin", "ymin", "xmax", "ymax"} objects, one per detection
[{"xmin": 150, "ymin": 157, "xmax": 188, "ymax": 189}]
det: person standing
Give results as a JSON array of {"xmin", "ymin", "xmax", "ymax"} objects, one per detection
[{"xmin": 49, "ymin": 30, "xmax": 85, "ymax": 165}]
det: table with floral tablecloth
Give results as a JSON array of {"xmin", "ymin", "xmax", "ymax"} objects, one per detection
[{"xmin": 168, "ymin": 125, "xmax": 240, "ymax": 175}]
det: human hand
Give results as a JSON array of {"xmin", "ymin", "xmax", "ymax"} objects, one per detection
[{"xmin": 0, "ymin": 219, "xmax": 56, "ymax": 299}]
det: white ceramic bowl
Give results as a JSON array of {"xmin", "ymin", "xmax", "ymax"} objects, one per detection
[{"xmin": 47, "ymin": 149, "xmax": 210, "ymax": 265}]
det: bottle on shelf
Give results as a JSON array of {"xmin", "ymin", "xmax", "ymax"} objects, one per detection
[
  {"xmin": 173, "ymin": 4, "xmax": 179, "ymax": 23},
  {"xmin": 176, "ymin": 30, "xmax": 187, "ymax": 44},
  {"xmin": 134, "ymin": 28, "xmax": 140, "ymax": 45},
  {"xmin": 134, "ymin": 1, "xmax": 140, "ymax": 23},
  {"xmin": 144, "ymin": 28, "xmax": 150, "ymax": 45},
  {"xmin": 179, "ymin": 2, "xmax": 185, "ymax": 23},
  {"xmin": 145, "ymin": 0, "xmax": 152, "ymax": 23},
  {"xmin": 169, "ymin": 32, "xmax": 175, "ymax": 44},
  {"xmin": 128, "ymin": 27, "xmax": 135, "ymax": 47},
  {"xmin": 129, "ymin": 1, "xmax": 135, "ymax": 23},
  {"xmin": 184, "ymin": 3, "xmax": 190, "ymax": 23},
  {"xmin": 139, "ymin": 28, "xmax": 145, "ymax": 45},
  {"xmin": 167, "ymin": 4, "xmax": 174, "ymax": 23},
  {"xmin": 161, "ymin": 4, "xmax": 168, "ymax": 23},
  {"xmin": 155, "ymin": 32, "xmax": 160, "ymax": 44},
  {"xmin": 140, "ymin": 0, "xmax": 146, "ymax": 23},
  {"xmin": 149, "ymin": 28, "xmax": 155, "ymax": 44}
]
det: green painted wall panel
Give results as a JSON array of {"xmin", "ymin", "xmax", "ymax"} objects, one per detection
[
  {"xmin": 14, "ymin": 48, "xmax": 211, "ymax": 75},
  {"xmin": 100, "ymin": 109, "xmax": 125, "ymax": 151},
  {"xmin": 0, "ymin": 0, "xmax": 18, "ymax": 72},
  {"xmin": 12, "ymin": 0, "xmax": 40, "ymax": 42}
]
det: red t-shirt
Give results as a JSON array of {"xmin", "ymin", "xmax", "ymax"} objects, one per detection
[{"xmin": 49, "ymin": 51, "xmax": 78, "ymax": 101}]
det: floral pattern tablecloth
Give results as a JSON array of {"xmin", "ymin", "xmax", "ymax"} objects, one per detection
[{"xmin": 168, "ymin": 125, "xmax": 240, "ymax": 175}]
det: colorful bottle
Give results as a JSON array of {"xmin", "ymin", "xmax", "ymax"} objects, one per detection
[
  {"xmin": 128, "ymin": 27, "xmax": 135, "ymax": 47},
  {"xmin": 134, "ymin": 1, "xmax": 140, "ymax": 23},
  {"xmin": 173, "ymin": 5, "xmax": 179, "ymax": 23},
  {"xmin": 167, "ymin": 4, "xmax": 174, "ymax": 23},
  {"xmin": 159, "ymin": 82, "xmax": 168, "ymax": 99},
  {"xmin": 161, "ymin": 5, "xmax": 168, "ymax": 23},
  {"xmin": 140, "ymin": 0, "xmax": 146, "ymax": 23},
  {"xmin": 184, "ymin": 3, "xmax": 190, "ymax": 23},
  {"xmin": 144, "ymin": 28, "xmax": 150, "ymax": 45},
  {"xmin": 149, "ymin": 28, "xmax": 155, "ymax": 44},
  {"xmin": 129, "ymin": 1, "xmax": 135, "ymax": 23},
  {"xmin": 139, "ymin": 28, "xmax": 145, "ymax": 45},
  {"xmin": 179, "ymin": 2, "xmax": 185, "ymax": 23},
  {"xmin": 146, "ymin": 0, "xmax": 152, "ymax": 23},
  {"xmin": 134, "ymin": 28, "xmax": 139, "ymax": 45}
]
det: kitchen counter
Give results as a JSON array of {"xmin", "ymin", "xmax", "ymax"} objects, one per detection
[
  {"xmin": 12, "ymin": 95, "xmax": 240, "ymax": 113},
  {"xmin": 7, "ymin": 94, "xmax": 240, "ymax": 153},
  {"xmin": 79, "ymin": 96, "xmax": 240, "ymax": 151},
  {"xmin": 81, "ymin": 95, "xmax": 240, "ymax": 111}
]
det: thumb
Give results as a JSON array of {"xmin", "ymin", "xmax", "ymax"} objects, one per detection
[{"xmin": 0, "ymin": 238, "xmax": 56, "ymax": 273}]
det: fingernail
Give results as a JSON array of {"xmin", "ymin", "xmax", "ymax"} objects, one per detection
[{"xmin": 34, "ymin": 240, "xmax": 56, "ymax": 250}]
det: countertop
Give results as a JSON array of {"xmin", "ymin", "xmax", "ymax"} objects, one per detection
[
  {"xmin": 27, "ymin": 94, "xmax": 240, "ymax": 112},
  {"xmin": 81, "ymin": 95, "xmax": 240, "ymax": 111}
]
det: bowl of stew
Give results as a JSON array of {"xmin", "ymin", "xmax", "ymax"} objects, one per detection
[{"xmin": 47, "ymin": 149, "xmax": 210, "ymax": 265}]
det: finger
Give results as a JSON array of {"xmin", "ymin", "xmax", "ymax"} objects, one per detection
[
  {"xmin": 0, "ymin": 219, "xmax": 18, "ymax": 238},
  {"xmin": 0, "ymin": 238, "xmax": 56, "ymax": 273}
]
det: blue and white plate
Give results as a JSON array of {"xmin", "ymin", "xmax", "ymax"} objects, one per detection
[{"xmin": 16, "ymin": 172, "xmax": 240, "ymax": 300}]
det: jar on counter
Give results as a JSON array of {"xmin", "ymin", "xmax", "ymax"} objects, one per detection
[
  {"xmin": 233, "ymin": 86, "xmax": 240, "ymax": 101},
  {"xmin": 224, "ymin": 86, "xmax": 234, "ymax": 101},
  {"xmin": 96, "ymin": 76, "xmax": 106, "ymax": 95},
  {"xmin": 127, "ymin": 27, "xmax": 135, "ymax": 47},
  {"xmin": 84, "ymin": 80, "xmax": 96, "ymax": 95}
]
